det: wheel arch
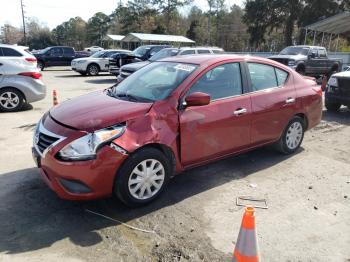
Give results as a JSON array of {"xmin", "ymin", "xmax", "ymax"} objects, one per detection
[
  {"xmin": 294, "ymin": 112, "xmax": 309, "ymax": 130},
  {"xmin": 0, "ymin": 86, "xmax": 26, "ymax": 101},
  {"xmin": 88, "ymin": 62, "xmax": 100, "ymax": 71}
]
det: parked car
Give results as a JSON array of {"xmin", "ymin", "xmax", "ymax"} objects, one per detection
[
  {"xmin": 343, "ymin": 65, "xmax": 350, "ymax": 71},
  {"xmin": 324, "ymin": 70, "xmax": 350, "ymax": 111},
  {"xmin": 109, "ymin": 45, "xmax": 171, "ymax": 75},
  {"xmin": 71, "ymin": 49, "xmax": 131, "ymax": 76},
  {"xmin": 269, "ymin": 45, "xmax": 342, "ymax": 77},
  {"xmin": 32, "ymin": 55, "xmax": 322, "ymax": 206},
  {"xmin": 34, "ymin": 46, "xmax": 90, "ymax": 70},
  {"xmin": 84, "ymin": 46, "xmax": 104, "ymax": 53},
  {"xmin": 0, "ymin": 44, "xmax": 37, "ymax": 68},
  {"xmin": 115, "ymin": 46, "xmax": 225, "ymax": 81},
  {"xmin": 0, "ymin": 60, "xmax": 46, "ymax": 112}
]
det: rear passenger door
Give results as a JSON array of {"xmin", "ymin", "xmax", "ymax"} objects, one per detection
[
  {"xmin": 62, "ymin": 47, "xmax": 75, "ymax": 65},
  {"xmin": 246, "ymin": 62, "xmax": 296, "ymax": 145}
]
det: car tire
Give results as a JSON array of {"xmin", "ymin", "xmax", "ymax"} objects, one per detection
[
  {"xmin": 37, "ymin": 61, "xmax": 44, "ymax": 71},
  {"xmin": 325, "ymin": 99, "xmax": 341, "ymax": 111},
  {"xmin": 296, "ymin": 66, "xmax": 305, "ymax": 75},
  {"xmin": 0, "ymin": 87, "xmax": 25, "ymax": 112},
  {"xmin": 87, "ymin": 64, "xmax": 99, "ymax": 76},
  {"xmin": 275, "ymin": 116, "xmax": 305, "ymax": 154},
  {"xmin": 114, "ymin": 147, "xmax": 171, "ymax": 207}
]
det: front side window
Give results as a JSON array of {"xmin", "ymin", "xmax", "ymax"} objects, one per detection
[
  {"xmin": 110, "ymin": 62, "xmax": 197, "ymax": 102},
  {"xmin": 2, "ymin": 47, "xmax": 22, "ymax": 57},
  {"xmin": 180, "ymin": 50, "xmax": 195, "ymax": 55},
  {"xmin": 149, "ymin": 48, "xmax": 179, "ymax": 61},
  {"xmin": 51, "ymin": 48, "xmax": 63, "ymax": 56},
  {"xmin": 318, "ymin": 49, "xmax": 326, "ymax": 58},
  {"xmin": 247, "ymin": 63, "xmax": 288, "ymax": 91},
  {"xmin": 187, "ymin": 63, "xmax": 242, "ymax": 100},
  {"xmin": 197, "ymin": 49, "xmax": 211, "ymax": 54}
]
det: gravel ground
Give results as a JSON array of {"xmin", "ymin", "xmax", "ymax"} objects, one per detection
[{"xmin": 0, "ymin": 68, "xmax": 349, "ymax": 262}]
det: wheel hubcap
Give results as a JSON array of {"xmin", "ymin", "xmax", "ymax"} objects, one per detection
[
  {"xmin": 90, "ymin": 66, "xmax": 98, "ymax": 75},
  {"xmin": 286, "ymin": 122, "xmax": 303, "ymax": 150},
  {"xmin": 128, "ymin": 159, "xmax": 165, "ymax": 200},
  {"xmin": 0, "ymin": 92, "xmax": 19, "ymax": 109}
]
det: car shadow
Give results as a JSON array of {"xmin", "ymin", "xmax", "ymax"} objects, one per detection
[
  {"xmin": 0, "ymin": 104, "xmax": 33, "ymax": 113},
  {"xmin": 0, "ymin": 146, "xmax": 302, "ymax": 254}
]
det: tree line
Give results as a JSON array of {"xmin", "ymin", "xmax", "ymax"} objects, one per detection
[{"xmin": 1, "ymin": 0, "xmax": 349, "ymax": 52}]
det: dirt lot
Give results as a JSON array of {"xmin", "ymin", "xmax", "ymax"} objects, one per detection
[{"xmin": 0, "ymin": 68, "xmax": 349, "ymax": 262}]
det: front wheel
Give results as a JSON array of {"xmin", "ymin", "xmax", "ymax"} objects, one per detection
[
  {"xmin": 275, "ymin": 116, "xmax": 304, "ymax": 154},
  {"xmin": 114, "ymin": 148, "xmax": 171, "ymax": 207},
  {"xmin": 87, "ymin": 64, "xmax": 99, "ymax": 76}
]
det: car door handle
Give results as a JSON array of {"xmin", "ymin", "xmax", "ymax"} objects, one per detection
[
  {"xmin": 233, "ymin": 108, "xmax": 247, "ymax": 116},
  {"xmin": 285, "ymin": 98, "xmax": 295, "ymax": 104}
]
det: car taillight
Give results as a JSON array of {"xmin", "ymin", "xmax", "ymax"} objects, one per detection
[
  {"xmin": 18, "ymin": 72, "xmax": 42, "ymax": 79},
  {"xmin": 25, "ymin": 57, "xmax": 37, "ymax": 63},
  {"xmin": 312, "ymin": 86, "xmax": 323, "ymax": 97}
]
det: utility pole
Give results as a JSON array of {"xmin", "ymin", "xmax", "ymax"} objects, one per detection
[{"xmin": 20, "ymin": 0, "xmax": 26, "ymax": 45}]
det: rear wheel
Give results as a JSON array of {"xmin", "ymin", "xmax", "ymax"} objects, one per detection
[
  {"xmin": 114, "ymin": 148, "xmax": 171, "ymax": 207},
  {"xmin": 296, "ymin": 66, "xmax": 305, "ymax": 75},
  {"xmin": 0, "ymin": 88, "xmax": 25, "ymax": 112},
  {"xmin": 87, "ymin": 64, "xmax": 99, "ymax": 76},
  {"xmin": 325, "ymin": 99, "xmax": 341, "ymax": 111},
  {"xmin": 37, "ymin": 61, "xmax": 44, "ymax": 71},
  {"xmin": 275, "ymin": 116, "xmax": 304, "ymax": 154}
]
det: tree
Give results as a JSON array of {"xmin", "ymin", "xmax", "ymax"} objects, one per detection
[
  {"xmin": 87, "ymin": 12, "xmax": 110, "ymax": 46},
  {"xmin": 0, "ymin": 24, "xmax": 23, "ymax": 44}
]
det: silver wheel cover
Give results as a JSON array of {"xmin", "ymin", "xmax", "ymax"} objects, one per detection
[
  {"xmin": 0, "ymin": 91, "xmax": 20, "ymax": 109},
  {"xmin": 286, "ymin": 122, "xmax": 303, "ymax": 150},
  {"xmin": 128, "ymin": 159, "xmax": 165, "ymax": 200}
]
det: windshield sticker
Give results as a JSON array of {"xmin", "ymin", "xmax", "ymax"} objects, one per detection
[{"xmin": 175, "ymin": 64, "xmax": 196, "ymax": 72}]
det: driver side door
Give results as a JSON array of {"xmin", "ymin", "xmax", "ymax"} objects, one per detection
[{"xmin": 179, "ymin": 62, "xmax": 252, "ymax": 167}]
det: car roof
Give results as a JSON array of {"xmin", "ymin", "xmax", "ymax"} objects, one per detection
[
  {"xmin": 287, "ymin": 45, "xmax": 325, "ymax": 49},
  {"xmin": 160, "ymin": 54, "xmax": 292, "ymax": 68},
  {"xmin": 0, "ymin": 44, "xmax": 28, "ymax": 50}
]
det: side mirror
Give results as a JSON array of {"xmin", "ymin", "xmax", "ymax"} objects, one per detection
[
  {"xmin": 309, "ymin": 52, "xmax": 316, "ymax": 59},
  {"xmin": 184, "ymin": 92, "xmax": 210, "ymax": 107}
]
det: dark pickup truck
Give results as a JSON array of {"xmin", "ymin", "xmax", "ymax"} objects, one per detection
[
  {"xmin": 34, "ymin": 46, "xmax": 90, "ymax": 70},
  {"xmin": 269, "ymin": 45, "xmax": 342, "ymax": 77}
]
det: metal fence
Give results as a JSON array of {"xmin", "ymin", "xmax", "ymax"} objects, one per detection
[{"xmin": 230, "ymin": 52, "xmax": 350, "ymax": 69}]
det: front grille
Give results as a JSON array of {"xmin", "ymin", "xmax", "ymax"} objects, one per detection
[
  {"xmin": 37, "ymin": 132, "xmax": 59, "ymax": 154},
  {"xmin": 270, "ymin": 58, "xmax": 289, "ymax": 65},
  {"xmin": 337, "ymin": 78, "xmax": 350, "ymax": 95}
]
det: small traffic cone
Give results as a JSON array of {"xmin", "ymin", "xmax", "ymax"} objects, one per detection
[
  {"xmin": 232, "ymin": 206, "xmax": 259, "ymax": 262},
  {"xmin": 53, "ymin": 89, "xmax": 58, "ymax": 106},
  {"xmin": 321, "ymin": 75, "xmax": 328, "ymax": 92}
]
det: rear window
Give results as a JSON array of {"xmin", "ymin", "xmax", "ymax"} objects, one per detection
[
  {"xmin": 180, "ymin": 50, "xmax": 195, "ymax": 55},
  {"xmin": 1, "ymin": 47, "xmax": 22, "ymax": 57},
  {"xmin": 63, "ymin": 47, "xmax": 74, "ymax": 55}
]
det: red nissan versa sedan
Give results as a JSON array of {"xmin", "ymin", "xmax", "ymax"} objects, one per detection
[{"xmin": 32, "ymin": 55, "xmax": 322, "ymax": 206}]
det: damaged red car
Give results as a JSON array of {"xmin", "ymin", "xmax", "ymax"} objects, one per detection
[{"xmin": 32, "ymin": 55, "xmax": 322, "ymax": 206}]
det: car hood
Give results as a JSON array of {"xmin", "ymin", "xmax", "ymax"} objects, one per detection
[
  {"xmin": 269, "ymin": 54, "xmax": 307, "ymax": 60},
  {"xmin": 122, "ymin": 61, "xmax": 151, "ymax": 71},
  {"xmin": 72, "ymin": 57, "xmax": 101, "ymax": 62},
  {"xmin": 49, "ymin": 90, "xmax": 153, "ymax": 132}
]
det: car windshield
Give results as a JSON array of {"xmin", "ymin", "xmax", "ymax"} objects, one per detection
[
  {"xmin": 90, "ymin": 51, "xmax": 106, "ymax": 58},
  {"xmin": 132, "ymin": 46, "xmax": 151, "ymax": 57},
  {"xmin": 149, "ymin": 49, "xmax": 179, "ymax": 62},
  {"xmin": 280, "ymin": 47, "xmax": 310, "ymax": 55},
  {"xmin": 108, "ymin": 62, "xmax": 197, "ymax": 102}
]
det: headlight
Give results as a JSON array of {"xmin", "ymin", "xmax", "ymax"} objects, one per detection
[
  {"xmin": 288, "ymin": 60, "xmax": 296, "ymax": 66},
  {"xmin": 328, "ymin": 77, "xmax": 338, "ymax": 87},
  {"xmin": 77, "ymin": 60, "xmax": 86, "ymax": 64},
  {"xmin": 58, "ymin": 125, "xmax": 125, "ymax": 161}
]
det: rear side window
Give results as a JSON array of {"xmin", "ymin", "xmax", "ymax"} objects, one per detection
[
  {"xmin": 180, "ymin": 50, "xmax": 195, "ymax": 55},
  {"xmin": 212, "ymin": 49, "xmax": 224, "ymax": 54},
  {"xmin": 247, "ymin": 63, "xmax": 288, "ymax": 91},
  {"xmin": 318, "ymin": 49, "xmax": 326, "ymax": 58},
  {"xmin": 2, "ymin": 47, "xmax": 22, "ymax": 57},
  {"xmin": 63, "ymin": 47, "xmax": 74, "ymax": 55},
  {"xmin": 197, "ymin": 49, "xmax": 211, "ymax": 54},
  {"xmin": 51, "ymin": 48, "xmax": 63, "ymax": 56},
  {"xmin": 187, "ymin": 62, "xmax": 242, "ymax": 100}
]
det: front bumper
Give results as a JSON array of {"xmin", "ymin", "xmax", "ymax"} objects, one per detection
[
  {"xmin": 32, "ymin": 116, "xmax": 128, "ymax": 200},
  {"xmin": 325, "ymin": 92, "xmax": 350, "ymax": 105},
  {"xmin": 71, "ymin": 62, "xmax": 87, "ymax": 72}
]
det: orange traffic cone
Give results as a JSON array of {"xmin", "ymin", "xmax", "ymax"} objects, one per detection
[
  {"xmin": 53, "ymin": 89, "xmax": 58, "ymax": 106},
  {"xmin": 232, "ymin": 206, "xmax": 259, "ymax": 262},
  {"xmin": 321, "ymin": 75, "xmax": 328, "ymax": 92}
]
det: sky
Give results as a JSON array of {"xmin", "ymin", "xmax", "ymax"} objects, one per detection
[{"xmin": 0, "ymin": 0, "xmax": 243, "ymax": 29}]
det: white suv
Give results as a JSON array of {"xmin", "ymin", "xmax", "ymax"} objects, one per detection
[{"xmin": 0, "ymin": 44, "xmax": 37, "ymax": 69}]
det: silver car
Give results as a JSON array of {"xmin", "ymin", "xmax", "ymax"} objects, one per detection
[{"xmin": 0, "ymin": 60, "xmax": 46, "ymax": 112}]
